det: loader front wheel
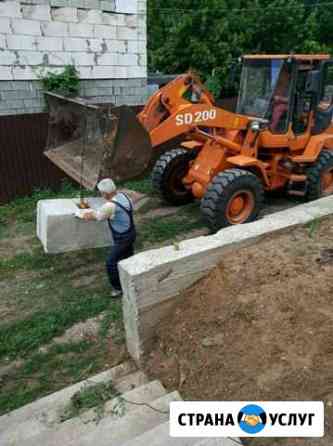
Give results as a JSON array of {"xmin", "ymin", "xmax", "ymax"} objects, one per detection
[
  {"xmin": 152, "ymin": 148, "xmax": 196, "ymax": 205},
  {"xmin": 201, "ymin": 169, "xmax": 264, "ymax": 232},
  {"xmin": 306, "ymin": 150, "xmax": 333, "ymax": 200}
]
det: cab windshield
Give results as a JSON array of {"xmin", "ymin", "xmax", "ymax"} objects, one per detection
[{"xmin": 236, "ymin": 58, "xmax": 287, "ymax": 119}]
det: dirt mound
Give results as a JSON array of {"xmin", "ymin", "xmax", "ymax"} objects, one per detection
[{"xmin": 145, "ymin": 218, "xmax": 333, "ymax": 446}]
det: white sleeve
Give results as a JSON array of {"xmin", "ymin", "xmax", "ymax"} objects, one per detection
[{"xmin": 94, "ymin": 202, "xmax": 116, "ymax": 221}]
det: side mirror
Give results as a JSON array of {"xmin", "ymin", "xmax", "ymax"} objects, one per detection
[{"xmin": 305, "ymin": 70, "xmax": 320, "ymax": 94}]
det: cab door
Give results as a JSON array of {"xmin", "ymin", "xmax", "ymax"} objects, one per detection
[{"xmin": 313, "ymin": 60, "xmax": 333, "ymax": 134}]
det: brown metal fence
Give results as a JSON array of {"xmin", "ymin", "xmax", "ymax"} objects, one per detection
[
  {"xmin": 0, "ymin": 113, "xmax": 68, "ymax": 204},
  {"xmin": 0, "ymin": 100, "xmax": 237, "ymax": 205}
]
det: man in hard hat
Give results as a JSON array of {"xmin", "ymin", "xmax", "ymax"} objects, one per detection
[{"xmin": 79, "ymin": 178, "xmax": 136, "ymax": 298}]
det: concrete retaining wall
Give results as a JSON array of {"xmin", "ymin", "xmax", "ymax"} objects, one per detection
[{"xmin": 119, "ymin": 196, "xmax": 333, "ymax": 364}]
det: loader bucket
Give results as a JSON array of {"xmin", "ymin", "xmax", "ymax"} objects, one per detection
[{"xmin": 44, "ymin": 92, "xmax": 152, "ymax": 190}]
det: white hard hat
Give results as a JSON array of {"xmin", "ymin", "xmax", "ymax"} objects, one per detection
[{"xmin": 97, "ymin": 178, "xmax": 116, "ymax": 194}]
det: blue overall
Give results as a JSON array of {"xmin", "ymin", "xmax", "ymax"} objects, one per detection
[{"xmin": 106, "ymin": 193, "xmax": 136, "ymax": 291}]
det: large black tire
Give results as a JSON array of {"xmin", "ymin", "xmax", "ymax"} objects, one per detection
[
  {"xmin": 152, "ymin": 148, "xmax": 196, "ymax": 205},
  {"xmin": 306, "ymin": 150, "xmax": 333, "ymax": 201},
  {"xmin": 201, "ymin": 169, "xmax": 264, "ymax": 232}
]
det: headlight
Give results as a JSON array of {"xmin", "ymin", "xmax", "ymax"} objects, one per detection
[{"xmin": 250, "ymin": 121, "xmax": 261, "ymax": 132}]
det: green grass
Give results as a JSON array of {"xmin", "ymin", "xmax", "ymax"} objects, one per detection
[
  {"xmin": 120, "ymin": 176, "xmax": 154, "ymax": 195},
  {"xmin": 0, "ymin": 340, "xmax": 112, "ymax": 414},
  {"xmin": 61, "ymin": 379, "xmax": 122, "ymax": 422},
  {"xmin": 0, "ymin": 292, "xmax": 119, "ymax": 360},
  {"xmin": 0, "ymin": 177, "xmax": 206, "ymax": 416},
  {"xmin": 136, "ymin": 202, "xmax": 205, "ymax": 248}
]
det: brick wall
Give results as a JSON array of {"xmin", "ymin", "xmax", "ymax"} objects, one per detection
[{"xmin": 0, "ymin": 0, "xmax": 147, "ymax": 115}]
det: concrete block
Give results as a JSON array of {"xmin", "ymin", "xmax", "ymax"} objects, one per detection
[
  {"xmin": 76, "ymin": 65, "xmax": 93, "ymax": 78},
  {"xmin": 0, "ymin": 17, "xmax": 11, "ymax": 34},
  {"xmin": 78, "ymin": 9, "xmax": 103, "ymax": 24},
  {"xmin": 85, "ymin": 0, "xmax": 100, "ymax": 9},
  {"xmin": 69, "ymin": 22, "xmax": 94, "ymax": 37},
  {"xmin": 41, "ymin": 21, "xmax": 68, "ymax": 37},
  {"xmin": 117, "ymin": 26, "xmax": 137, "ymax": 40},
  {"xmin": 92, "ymin": 65, "xmax": 127, "ymax": 78},
  {"xmin": 0, "ymin": 362, "xmax": 137, "ymax": 443},
  {"xmin": 125, "ymin": 14, "xmax": 137, "ymax": 29},
  {"xmin": 118, "ymin": 53, "xmax": 138, "ymax": 66},
  {"xmin": 102, "ymin": 11, "xmax": 126, "ymax": 26},
  {"xmin": 87, "ymin": 38, "xmax": 105, "ymax": 52},
  {"xmin": 115, "ymin": 94, "xmax": 143, "ymax": 105},
  {"xmin": 137, "ymin": 27, "xmax": 145, "ymax": 41},
  {"xmin": 0, "ymin": 1, "xmax": 21, "ymax": 18},
  {"xmin": 0, "ymin": 66, "xmax": 13, "ymax": 80},
  {"xmin": 23, "ymin": 98, "xmax": 44, "ymax": 107},
  {"xmin": 127, "ymin": 65, "xmax": 147, "ymax": 78},
  {"xmin": 104, "ymin": 38, "xmax": 126, "ymax": 52},
  {"xmin": 36, "ymin": 36, "xmax": 63, "ymax": 51},
  {"xmin": 0, "ymin": 81, "xmax": 13, "ymax": 90},
  {"xmin": 11, "ymin": 19, "xmax": 41, "ymax": 36},
  {"xmin": 97, "ymin": 52, "xmax": 117, "ymax": 65},
  {"xmin": 1, "ymin": 89, "xmax": 37, "ymax": 100},
  {"xmin": 37, "ymin": 191, "xmax": 147, "ymax": 253},
  {"xmin": 63, "ymin": 37, "xmax": 87, "ymax": 51},
  {"xmin": 17, "ymin": 51, "xmax": 44, "ymax": 66},
  {"xmin": 48, "ymin": 51, "xmax": 73, "ymax": 65},
  {"xmin": 119, "ymin": 195, "xmax": 333, "ymax": 364},
  {"xmin": 22, "ymin": 5, "xmax": 51, "ymax": 21},
  {"xmin": 6, "ymin": 35, "xmax": 36, "ymax": 51},
  {"xmin": 94, "ymin": 24, "xmax": 116, "ymax": 39},
  {"xmin": 100, "ymin": 0, "xmax": 116, "ymax": 12},
  {"xmin": 1, "ymin": 98, "xmax": 25, "ymax": 108},
  {"xmin": 0, "ymin": 35, "xmax": 6, "ymax": 50},
  {"xmin": 37, "ymin": 197, "xmax": 111, "ymax": 253},
  {"xmin": 138, "ymin": 52, "xmax": 147, "ymax": 67},
  {"xmin": 51, "ymin": 7, "xmax": 78, "ymax": 23},
  {"xmin": 71, "ymin": 51, "xmax": 95, "ymax": 65},
  {"xmin": 50, "ymin": 0, "xmax": 68, "ymax": 6},
  {"xmin": 0, "ymin": 51, "xmax": 17, "ymax": 66},
  {"xmin": 115, "ymin": 0, "xmax": 137, "ymax": 14}
]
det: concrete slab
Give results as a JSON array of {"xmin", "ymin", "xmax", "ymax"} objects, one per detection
[
  {"xmin": 122, "ymin": 421, "xmax": 241, "ymax": 446},
  {"xmin": 37, "ymin": 189, "xmax": 148, "ymax": 254},
  {"xmin": 119, "ymin": 196, "xmax": 333, "ymax": 363},
  {"xmin": 17, "ymin": 380, "xmax": 166, "ymax": 446},
  {"xmin": 66, "ymin": 391, "xmax": 182, "ymax": 446},
  {"xmin": 0, "ymin": 362, "xmax": 137, "ymax": 441}
]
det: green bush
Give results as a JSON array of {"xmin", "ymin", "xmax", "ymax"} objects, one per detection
[{"xmin": 41, "ymin": 65, "xmax": 80, "ymax": 97}]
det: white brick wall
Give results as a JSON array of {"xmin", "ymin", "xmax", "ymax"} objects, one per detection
[{"xmin": 0, "ymin": 0, "xmax": 148, "ymax": 114}]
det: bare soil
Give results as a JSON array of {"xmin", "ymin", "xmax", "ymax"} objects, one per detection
[{"xmin": 145, "ymin": 217, "xmax": 333, "ymax": 446}]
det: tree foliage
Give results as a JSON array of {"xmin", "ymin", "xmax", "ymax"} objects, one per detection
[{"xmin": 147, "ymin": 0, "xmax": 332, "ymax": 96}]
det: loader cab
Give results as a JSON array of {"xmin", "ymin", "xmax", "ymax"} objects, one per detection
[
  {"xmin": 236, "ymin": 57, "xmax": 293, "ymax": 133},
  {"xmin": 236, "ymin": 55, "xmax": 332, "ymax": 135}
]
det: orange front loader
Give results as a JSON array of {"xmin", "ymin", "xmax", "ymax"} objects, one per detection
[{"xmin": 45, "ymin": 54, "xmax": 333, "ymax": 231}]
